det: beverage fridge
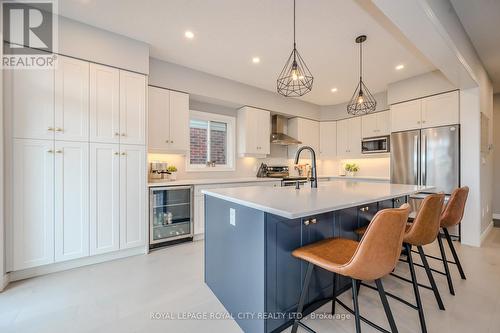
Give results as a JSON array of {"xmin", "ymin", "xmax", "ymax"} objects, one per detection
[{"xmin": 391, "ymin": 125, "xmax": 460, "ymax": 237}]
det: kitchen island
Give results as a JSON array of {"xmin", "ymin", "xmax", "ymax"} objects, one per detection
[{"xmin": 202, "ymin": 181, "xmax": 430, "ymax": 333}]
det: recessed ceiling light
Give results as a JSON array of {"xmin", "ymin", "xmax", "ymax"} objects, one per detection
[
  {"xmin": 252, "ymin": 57, "xmax": 260, "ymax": 64},
  {"xmin": 331, "ymin": 88, "xmax": 338, "ymax": 93},
  {"xmin": 395, "ymin": 64, "xmax": 405, "ymax": 70},
  {"xmin": 184, "ymin": 30, "xmax": 194, "ymax": 39}
]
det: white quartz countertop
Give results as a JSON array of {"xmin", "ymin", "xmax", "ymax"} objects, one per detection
[
  {"xmin": 148, "ymin": 177, "xmax": 279, "ymax": 187},
  {"xmin": 202, "ymin": 181, "xmax": 431, "ymax": 219}
]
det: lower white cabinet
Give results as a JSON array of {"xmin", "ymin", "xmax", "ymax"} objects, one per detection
[
  {"xmin": 54, "ymin": 141, "xmax": 90, "ymax": 262},
  {"xmin": 119, "ymin": 145, "xmax": 147, "ymax": 249},
  {"xmin": 12, "ymin": 139, "xmax": 55, "ymax": 271},
  {"xmin": 90, "ymin": 143, "xmax": 120, "ymax": 255}
]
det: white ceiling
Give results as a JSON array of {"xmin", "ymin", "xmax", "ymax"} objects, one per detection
[
  {"xmin": 451, "ymin": 0, "xmax": 500, "ymax": 93},
  {"xmin": 59, "ymin": 0, "xmax": 435, "ymax": 105}
]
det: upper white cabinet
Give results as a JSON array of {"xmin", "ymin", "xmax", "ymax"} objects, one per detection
[
  {"xmin": 288, "ymin": 118, "xmax": 320, "ymax": 159},
  {"xmin": 319, "ymin": 121, "xmax": 337, "ymax": 159},
  {"xmin": 54, "ymin": 141, "xmax": 89, "ymax": 262},
  {"xmin": 55, "ymin": 57, "xmax": 90, "ymax": 142},
  {"xmin": 361, "ymin": 111, "xmax": 390, "ymax": 138},
  {"xmin": 237, "ymin": 106, "xmax": 271, "ymax": 157},
  {"xmin": 390, "ymin": 91, "xmax": 459, "ymax": 132},
  {"xmin": 148, "ymin": 86, "xmax": 189, "ymax": 153},
  {"xmin": 90, "ymin": 64, "xmax": 120, "ymax": 143},
  {"xmin": 5, "ymin": 68, "xmax": 55, "ymax": 140},
  {"xmin": 12, "ymin": 139, "xmax": 55, "ymax": 270},
  {"xmin": 119, "ymin": 71, "xmax": 146, "ymax": 145},
  {"xmin": 336, "ymin": 117, "xmax": 361, "ymax": 157},
  {"xmin": 421, "ymin": 91, "xmax": 459, "ymax": 128}
]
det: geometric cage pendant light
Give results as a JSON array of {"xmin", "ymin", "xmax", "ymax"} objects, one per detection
[
  {"xmin": 347, "ymin": 35, "xmax": 376, "ymax": 115},
  {"xmin": 277, "ymin": 0, "xmax": 313, "ymax": 97}
]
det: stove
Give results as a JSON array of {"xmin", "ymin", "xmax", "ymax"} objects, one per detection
[{"xmin": 257, "ymin": 165, "xmax": 308, "ymax": 186}]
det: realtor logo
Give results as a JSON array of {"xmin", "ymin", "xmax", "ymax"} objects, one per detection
[{"xmin": 2, "ymin": 0, "xmax": 58, "ymax": 69}]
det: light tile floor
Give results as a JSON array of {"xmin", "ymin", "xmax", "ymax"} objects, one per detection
[{"xmin": 2, "ymin": 229, "xmax": 500, "ymax": 333}]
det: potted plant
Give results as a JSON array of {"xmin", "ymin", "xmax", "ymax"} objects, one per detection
[
  {"xmin": 344, "ymin": 163, "xmax": 359, "ymax": 177},
  {"xmin": 167, "ymin": 165, "xmax": 178, "ymax": 180}
]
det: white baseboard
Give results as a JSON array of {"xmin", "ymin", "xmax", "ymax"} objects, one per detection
[
  {"xmin": 0, "ymin": 273, "xmax": 9, "ymax": 292},
  {"xmin": 9, "ymin": 247, "xmax": 146, "ymax": 282},
  {"xmin": 493, "ymin": 213, "xmax": 500, "ymax": 220},
  {"xmin": 480, "ymin": 221, "xmax": 494, "ymax": 246},
  {"xmin": 193, "ymin": 233, "xmax": 204, "ymax": 241}
]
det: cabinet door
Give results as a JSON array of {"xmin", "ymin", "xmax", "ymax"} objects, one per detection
[
  {"xmin": 336, "ymin": 119, "xmax": 349, "ymax": 156},
  {"xmin": 55, "ymin": 56, "xmax": 89, "ymax": 142},
  {"xmin": 119, "ymin": 70, "xmax": 146, "ymax": 145},
  {"xmin": 348, "ymin": 117, "xmax": 362, "ymax": 156},
  {"xmin": 376, "ymin": 111, "xmax": 391, "ymax": 135},
  {"xmin": 390, "ymin": 99, "xmax": 422, "ymax": 132},
  {"xmin": 54, "ymin": 141, "xmax": 89, "ymax": 262},
  {"xmin": 421, "ymin": 91, "xmax": 459, "ymax": 128},
  {"xmin": 90, "ymin": 143, "xmax": 120, "ymax": 255},
  {"xmin": 120, "ymin": 144, "xmax": 146, "ymax": 249},
  {"xmin": 148, "ymin": 86, "xmax": 170, "ymax": 152},
  {"xmin": 257, "ymin": 109, "xmax": 271, "ymax": 155},
  {"xmin": 12, "ymin": 139, "xmax": 54, "ymax": 270},
  {"xmin": 361, "ymin": 113, "xmax": 378, "ymax": 138},
  {"xmin": 319, "ymin": 121, "xmax": 337, "ymax": 158},
  {"xmin": 289, "ymin": 118, "xmax": 320, "ymax": 159},
  {"xmin": 169, "ymin": 90, "xmax": 190, "ymax": 151},
  {"xmin": 5, "ymin": 68, "xmax": 54, "ymax": 140},
  {"xmin": 90, "ymin": 64, "xmax": 120, "ymax": 143}
]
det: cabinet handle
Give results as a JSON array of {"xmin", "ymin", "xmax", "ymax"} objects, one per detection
[
  {"xmin": 47, "ymin": 127, "xmax": 54, "ymax": 131},
  {"xmin": 55, "ymin": 150, "xmax": 62, "ymax": 154},
  {"xmin": 121, "ymin": 133, "xmax": 126, "ymax": 137},
  {"xmin": 417, "ymin": 121, "xmax": 421, "ymax": 124},
  {"xmin": 422, "ymin": 120, "xmax": 426, "ymax": 124},
  {"xmin": 121, "ymin": 152, "xmax": 127, "ymax": 156},
  {"xmin": 114, "ymin": 132, "xmax": 120, "ymax": 136},
  {"xmin": 47, "ymin": 149, "xmax": 53, "ymax": 153},
  {"xmin": 55, "ymin": 127, "xmax": 63, "ymax": 132},
  {"xmin": 114, "ymin": 152, "xmax": 119, "ymax": 155},
  {"xmin": 311, "ymin": 218, "xmax": 317, "ymax": 224},
  {"xmin": 171, "ymin": 140, "xmax": 174, "ymax": 143},
  {"xmin": 303, "ymin": 220, "xmax": 310, "ymax": 226}
]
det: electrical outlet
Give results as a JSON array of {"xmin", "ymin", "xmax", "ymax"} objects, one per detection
[{"xmin": 230, "ymin": 208, "xmax": 236, "ymax": 226}]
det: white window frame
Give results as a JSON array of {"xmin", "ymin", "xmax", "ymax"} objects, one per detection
[{"xmin": 187, "ymin": 110, "xmax": 236, "ymax": 172}]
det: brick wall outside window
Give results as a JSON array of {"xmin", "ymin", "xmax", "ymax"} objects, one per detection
[
  {"xmin": 210, "ymin": 128, "xmax": 227, "ymax": 164},
  {"xmin": 190, "ymin": 127, "xmax": 207, "ymax": 165},
  {"xmin": 189, "ymin": 122, "xmax": 227, "ymax": 165}
]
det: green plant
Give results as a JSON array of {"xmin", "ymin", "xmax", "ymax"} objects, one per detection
[
  {"xmin": 167, "ymin": 165, "xmax": 178, "ymax": 173},
  {"xmin": 344, "ymin": 163, "xmax": 359, "ymax": 173}
]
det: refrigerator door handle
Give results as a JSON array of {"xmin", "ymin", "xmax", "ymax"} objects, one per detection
[
  {"xmin": 422, "ymin": 134, "xmax": 427, "ymax": 186},
  {"xmin": 414, "ymin": 135, "xmax": 419, "ymax": 185}
]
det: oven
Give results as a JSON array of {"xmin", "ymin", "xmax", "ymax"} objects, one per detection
[{"xmin": 361, "ymin": 136, "xmax": 390, "ymax": 154}]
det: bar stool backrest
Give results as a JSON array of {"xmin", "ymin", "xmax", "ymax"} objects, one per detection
[
  {"xmin": 440, "ymin": 186, "xmax": 469, "ymax": 228},
  {"xmin": 339, "ymin": 204, "xmax": 410, "ymax": 281},
  {"xmin": 404, "ymin": 193, "xmax": 445, "ymax": 246}
]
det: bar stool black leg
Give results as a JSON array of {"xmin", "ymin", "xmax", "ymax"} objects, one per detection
[
  {"xmin": 437, "ymin": 234, "xmax": 455, "ymax": 295},
  {"xmin": 292, "ymin": 263, "xmax": 314, "ymax": 333},
  {"xmin": 351, "ymin": 279, "xmax": 362, "ymax": 333},
  {"xmin": 375, "ymin": 279, "xmax": 398, "ymax": 333},
  {"xmin": 443, "ymin": 228, "xmax": 466, "ymax": 280},
  {"xmin": 332, "ymin": 273, "xmax": 337, "ymax": 315},
  {"xmin": 417, "ymin": 246, "xmax": 445, "ymax": 310},
  {"xmin": 406, "ymin": 244, "xmax": 427, "ymax": 333}
]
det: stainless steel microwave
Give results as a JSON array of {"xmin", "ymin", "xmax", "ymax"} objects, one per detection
[{"xmin": 361, "ymin": 136, "xmax": 390, "ymax": 154}]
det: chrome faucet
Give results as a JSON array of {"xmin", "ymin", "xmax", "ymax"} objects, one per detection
[{"xmin": 294, "ymin": 146, "xmax": 317, "ymax": 188}]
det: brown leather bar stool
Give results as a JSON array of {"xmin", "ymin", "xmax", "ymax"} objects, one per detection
[
  {"xmin": 355, "ymin": 193, "xmax": 445, "ymax": 333},
  {"xmin": 291, "ymin": 204, "xmax": 410, "ymax": 333},
  {"xmin": 429, "ymin": 187, "xmax": 469, "ymax": 295}
]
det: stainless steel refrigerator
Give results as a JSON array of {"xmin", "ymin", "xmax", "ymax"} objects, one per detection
[{"xmin": 391, "ymin": 125, "xmax": 460, "ymax": 194}]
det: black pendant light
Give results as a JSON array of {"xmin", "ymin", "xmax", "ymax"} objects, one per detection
[
  {"xmin": 347, "ymin": 35, "xmax": 376, "ymax": 115},
  {"xmin": 277, "ymin": 0, "xmax": 313, "ymax": 97}
]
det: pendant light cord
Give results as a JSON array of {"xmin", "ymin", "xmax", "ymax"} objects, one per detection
[
  {"xmin": 293, "ymin": 0, "xmax": 296, "ymax": 49},
  {"xmin": 359, "ymin": 40, "xmax": 363, "ymax": 81}
]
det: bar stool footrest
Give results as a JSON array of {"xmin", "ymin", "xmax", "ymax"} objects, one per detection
[
  {"xmin": 390, "ymin": 272, "xmax": 434, "ymax": 291},
  {"xmin": 359, "ymin": 282, "xmax": 418, "ymax": 310},
  {"xmin": 335, "ymin": 299, "xmax": 392, "ymax": 333}
]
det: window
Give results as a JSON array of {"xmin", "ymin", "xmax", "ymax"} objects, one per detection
[{"xmin": 187, "ymin": 111, "xmax": 235, "ymax": 171}]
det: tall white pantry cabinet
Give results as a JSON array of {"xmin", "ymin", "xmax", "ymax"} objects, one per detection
[{"xmin": 4, "ymin": 55, "xmax": 147, "ymax": 272}]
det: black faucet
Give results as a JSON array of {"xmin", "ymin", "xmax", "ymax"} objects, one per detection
[{"xmin": 294, "ymin": 146, "xmax": 317, "ymax": 188}]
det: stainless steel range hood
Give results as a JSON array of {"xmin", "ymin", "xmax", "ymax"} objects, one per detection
[{"xmin": 270, "ymin": 115, "xmax": 301, "ymax": 145}]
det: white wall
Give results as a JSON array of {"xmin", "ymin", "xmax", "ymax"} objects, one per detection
[
  {"xmin": 493, "ymin": 94, "xmax": 500, "ymax": 217},
  {"xmin": 149, "ymin": 58, "xmax": 321, "ymax": 120}
]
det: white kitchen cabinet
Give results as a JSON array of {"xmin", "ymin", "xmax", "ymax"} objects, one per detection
[
  {"xmin": 90, "ymin": 143, "xmax": 120, "ymax": 255},
  {"xmin": 319, "ymin": 121, "xmax": 337, "ymax": 159},
  {"xmin": 421, "ymin": 91, "xmax": 459, "ymax": 127},
  {"xmin": 54, "ymin": 141, "xmax": 89, "ymax": 262},
  {"xmin": 336, "ymin": 117, "xmax": 361, "ymax": 157},
  {"xmin": 5, "ymin": 68, "xmax": 54, "ymax": 140},
  {"xmin": 12, "ymin": 139, "xmax": 55, "ymax": 270},
  {"xmin": 237, "ymin": 106, "xmax": 271, "ymax": 157},
  {"xmin": 148, "ymin": 87, "xmax": 189, "ymax": 153},
  {"xmin": 119, "ymin": 71, "xmax": 146, "ymax": 145},
  {"xmin": 90, "ymin": 64, "xmax": 120, "ymax": 143},
  {"xmin": 288, "ymin": 117, "xmax": 320, "ymax": 159},
  {"xmin": 361, "ymin": 111, "xmax": 390, "ymax": 138},
  {"xmin": 390, "ymin": 99, "xmax": 422, "ymax": 132},
  {"xmin": 194, "ymin": 196, "xmax": 205, "ymax": 235},
  {"xmin": 55, "ymin": 56, "xmax": 90, "ymax": 142},
  {"xmin": 119, "ymin": 144, "xmax": 147, "ymax": 249}
]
